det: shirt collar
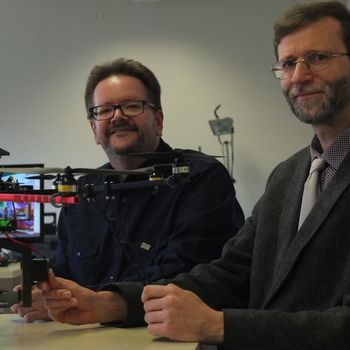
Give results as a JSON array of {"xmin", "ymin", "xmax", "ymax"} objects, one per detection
[{"xmin": 310, "ymin": 127, "xmax": 350, "ymax": 170}]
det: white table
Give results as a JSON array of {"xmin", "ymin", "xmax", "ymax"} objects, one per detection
[{"xmin": 0, "ymin": 314, "xmax": 200, "ymax": 350}]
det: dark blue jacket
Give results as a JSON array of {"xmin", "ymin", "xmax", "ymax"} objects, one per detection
[{"xmin": 51, "ymin": 140, "xmax": 244, "ymax": 289}]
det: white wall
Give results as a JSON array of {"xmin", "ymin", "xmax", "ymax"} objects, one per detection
[{"xmin": 1, "ymin": 0, "xmax": 329, "ymax": 216}]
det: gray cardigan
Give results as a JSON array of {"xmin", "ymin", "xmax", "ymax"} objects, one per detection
[{"xmin": 104, "ymin": 146, "xmax": 350, "ymax": 349}]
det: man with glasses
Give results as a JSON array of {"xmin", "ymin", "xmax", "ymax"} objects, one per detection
[
  {"xmin": 38, "ymin": 2, "xmax": 350, "ymax": 348},
  {"xmin": 11, "ymin": 58, "xmax": 244, "ymax": 321}
]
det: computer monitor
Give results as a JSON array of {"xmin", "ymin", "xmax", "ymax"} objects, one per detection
[{"xmin": 0, "ymin": 164, "xmax": 44, "ymax": 242}]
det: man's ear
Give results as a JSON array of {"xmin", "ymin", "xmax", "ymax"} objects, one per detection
[
  {"xmin": 90, "ymin": 120, "xmax": 100, "ymax": 145},
  {"xmin": 154, "ymin": 109, "xmax": 164, "ymax": 137}
]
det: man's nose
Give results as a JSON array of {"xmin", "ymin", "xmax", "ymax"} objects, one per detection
[
  {"xmin": 291, "ymin": 60, "xmax": 313, "ymax": 84},
  {"xmin": 111, "ymin": 107, "xmax": 127, "ymax": 122}
]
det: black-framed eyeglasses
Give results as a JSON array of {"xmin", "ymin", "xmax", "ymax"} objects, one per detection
[
  {"xmin": 271, "ymin": 52, "xmax": 350, "ymax": 80},
  {"xmin": 88, "ymin": 100, "xmax": 156, "ymax": 121}
]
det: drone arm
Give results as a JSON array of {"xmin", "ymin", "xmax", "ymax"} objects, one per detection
[{"xmin": 83, "ymin": 179, "xmax": 168, "ymax": 198}]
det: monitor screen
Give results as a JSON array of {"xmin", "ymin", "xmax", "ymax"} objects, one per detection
[{"xmin": 0, "ymin": 164, "xmax": 44, "ymax": 242}]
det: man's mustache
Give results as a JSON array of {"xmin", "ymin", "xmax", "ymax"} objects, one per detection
[
  {"xmin": 289, "ymin": 85, "xmax": 325, "ymax": 99},
  {"xmin": 107, "ymin": 122, "xmax": 138, "ymax": 136}
]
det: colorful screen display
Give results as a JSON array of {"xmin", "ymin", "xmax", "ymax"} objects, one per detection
[{"xmin": 0, "ymin": 164, "xmax": 44, "ymax": 241}]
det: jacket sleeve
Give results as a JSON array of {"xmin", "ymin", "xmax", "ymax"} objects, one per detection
[{"xmin": 223, "ymin": 306, "xmax": 350, "ymax": 350}]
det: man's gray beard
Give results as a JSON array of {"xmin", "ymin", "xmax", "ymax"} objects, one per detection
[
  {"xmin": 284, "ymin": 77, "xmax": 350, "ymax": 125},
  {"xmin": 105, "ymin": 136, "xmax": 144, "ymax": 157}
]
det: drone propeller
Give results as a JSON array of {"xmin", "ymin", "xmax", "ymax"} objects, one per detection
[
  {"xmin": 26, "ymin": 174, "xmax": 57, "ymax": 180},
  {"xmin": 0, "ymin": 167, "xmax": 63, "ymax": 175},
  {"xmin": 0, "ymin": 166, "xmax": 155, "ymax": 176},
  {"xmin": 71, "ymin": 167, "xmax": 154, "ymax": 175}
]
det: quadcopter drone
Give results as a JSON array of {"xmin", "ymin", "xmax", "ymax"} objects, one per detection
[
  {"xmin": 0, "ymin": 149, "xmax": 210, "ymax": 206},
  {"xmin": 0, "ymin": 165, "xmax": 154, "ymax": 204}
]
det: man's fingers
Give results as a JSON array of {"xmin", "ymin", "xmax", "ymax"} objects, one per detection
[
  {"xmin": 22, "ymin": 309, "xmax": 51, "ymax": 322},
  {"xmin": 41, "ymin": 288, "xmax": 72, "ymax": 301},
  {"xmin": 144, "ymin": 309, "xmax": 165, "ymax": 324},
  {"xmin": 10, "ymin": 303, "xmax": 20, "ymax": 313},
  {"xmin": 37, "ymin": 281, "xmax": 50, "ymax": 291},
  {"xmin": 44, "ymin": 297, "xmax": 77, "ymax": 310},
  {"xmin": 38, "ymin": 269, "xmax": 69, "ymax": 291},
  {"xmin": 47, "ymin": 269, "xmax": 61, "ymax": 288},
  {"xmin": 141, "ymin": 284, "xmax": 180, "ymax": 302}
]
